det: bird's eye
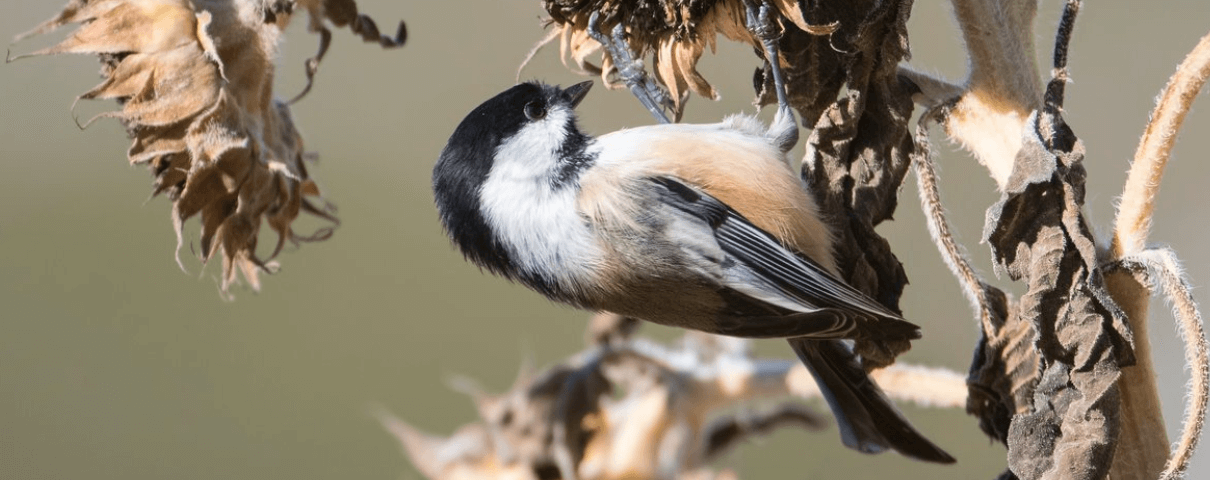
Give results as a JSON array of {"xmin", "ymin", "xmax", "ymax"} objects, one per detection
[{"xmin": 523, "ymin": 101, "xmax": 546, "ymax": 120}]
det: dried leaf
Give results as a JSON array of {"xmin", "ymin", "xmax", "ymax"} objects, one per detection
[
  {"xmin": 791, "ymin": 0, "xmax": 918, "ymax": 368},
  {"xmin": 287, "ymin": 0, "xmax": 407, "ymax": 103},
  {"xmin": 979, "ymin": 111, "xmax": 1133, "ymax": 480},
  {"xmin": 966, "ymin": 304, "xmax": 1042, "ymax": 444}
]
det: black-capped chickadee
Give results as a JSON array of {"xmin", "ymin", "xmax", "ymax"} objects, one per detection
[{"xmin": 432, "ymin": 80, "xmax": 954, "ymax": 464}]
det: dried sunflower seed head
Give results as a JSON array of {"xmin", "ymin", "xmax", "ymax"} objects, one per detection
[
  {"xmin": 534, "ymin": 0, "xmax": 837, "ymax": 119},
  {"xmin": 14, "ymin": 0, "xmax": 403, "ymax": 295}
]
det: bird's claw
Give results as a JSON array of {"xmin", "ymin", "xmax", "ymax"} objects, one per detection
[
  {"xmin": 587, "ymin": 11, "xmax": 673, "ymax": 124},
  {"xmin": 743, "ymin": 0, "xmax": 797, "ymax": 152}
]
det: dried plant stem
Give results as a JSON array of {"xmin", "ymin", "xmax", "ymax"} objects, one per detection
[
  {"xmin": 1105, "ymin": 267, "xmax": 1171, "ymax": 479},
  {"xmin": 1107, "ymin": 249, "xmax": 1210, "ymax": 480},
  {"xmin": 867, "ymin": 364, "xmax": 969, "ymax": 409},
  {"xmin": 1113, "ymin": 31, "xmax": 1210, "ymax": 257},
  {"xmin": 1107, "ymin": 30, "xmax": 1210, "ymax": 480},
  {"xmin": 945, "ymin": 0, "xmax": 1043, "ymax": 188},
  {"xmin": 912, "ymin": 105, "xmax": 998, "ymax": 335},
  {"xmin": 1149, "ymin": 252, "xmax": 1210, "ymax": 480}
]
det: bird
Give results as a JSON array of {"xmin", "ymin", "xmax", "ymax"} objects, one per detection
[{"xmin": 432, "ymin": 79, "xmax": 955, "ymax": 464}]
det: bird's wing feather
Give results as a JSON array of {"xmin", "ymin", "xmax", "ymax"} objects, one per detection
[{"xmin": 647, "ymin": 177, "xmax": 910, "ymax": 329}]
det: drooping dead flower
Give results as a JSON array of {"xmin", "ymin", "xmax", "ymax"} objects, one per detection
[{"xmin": 10, "ymin": 0, "xmax": 404, "ymax": 294}]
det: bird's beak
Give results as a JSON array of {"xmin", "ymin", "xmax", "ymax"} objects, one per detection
[{"xmin": 563, "ymin": 81, "xmax": 593, "ymax": 109}]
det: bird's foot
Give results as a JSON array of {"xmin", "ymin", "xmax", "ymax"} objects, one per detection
[
  {"xmin": 743, "ymin": 0, "xmax": 798, "ymax": 152},
  {"xmin": 587, "ymin": 11, "xmax": 673, "ymax": 124}
]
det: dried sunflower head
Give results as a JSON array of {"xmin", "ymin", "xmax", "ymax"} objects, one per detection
[
  {"xmin": 534, "ymin": 0, "xmax": 834, "ymax": 119},
  {"xmin": 14, "ymin": 0, "xmax": 403, "ymax": 295}
]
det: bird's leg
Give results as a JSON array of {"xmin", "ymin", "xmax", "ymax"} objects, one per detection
[
  {"xmin": 743, "ymin": 0, "xmax": 798, "ymax": 152},
  {"xmin": 587, "ymin": 11, "xmax": 672, "ymax": 124}
]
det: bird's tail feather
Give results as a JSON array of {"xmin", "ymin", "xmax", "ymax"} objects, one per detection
[{"xmin": 788, "ymin": 338, "xmax": 956, "ymax": 464}]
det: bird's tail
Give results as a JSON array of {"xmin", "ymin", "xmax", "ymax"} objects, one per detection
[{"xmin": 788, "ymin": 338, "xmax": 956, "ymax": 464}]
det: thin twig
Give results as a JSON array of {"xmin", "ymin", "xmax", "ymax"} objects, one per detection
[
  {"xmin": 911, "ymin": 103, "xmax": 1002, "ymax": 336},
  {"xmin": 1112, "ymin": 31, "xmax": 1210, "ymax": 257},
  {"xmin": 1042, "ymin": 0, "xmax": 1080, "ymax": 114}
]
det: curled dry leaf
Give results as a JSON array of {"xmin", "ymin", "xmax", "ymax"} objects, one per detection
[
  {"xmin": 986, "ymin": 112, "xmax": 1133, "ymax": 480},
  {"xmin": 914, "ymin": 2, "xmax": 1168, "ymax": 477},
  {"xmin": 973, "ymin": 4, "xmax": 1137, "ymax": 479},
  {"xmin": 14, "ymin": 0, "xmax": 404, "ymax": 294},
  {"xmin": 788, "ymin": 0, "xmax": 919, "ymax": 368},
  {"xmin": 282, "ymin": 0, "xmax": 407, "ymax": 103}
]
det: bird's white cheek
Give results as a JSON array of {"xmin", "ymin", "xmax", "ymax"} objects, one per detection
[
  {"xmin": 479, "ymin": 109, "xmax": 600, "ymax": 285},
  {"xmin": 493, "ymin": 109, "xmax": 573, "ymax": 175}
]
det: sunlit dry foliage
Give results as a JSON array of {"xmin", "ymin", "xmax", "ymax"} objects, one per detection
[
  {"xmin": 911, "ymin": 10, "xmax": 1138, "ymax": 475},
  {"xmin": 380, "ymin": 314, "xmax": 966, "ymax": 480},
  {"xmin": 911, "ymin": 0, "xmax": 1210, "ymax": 478},
  {"xmin": 11, "ymin": 0, "xmax": 404, "ymax": 294},
  {"xmin": 531, "ymin": 0, "xmax": 1210, "ymax": 478}
]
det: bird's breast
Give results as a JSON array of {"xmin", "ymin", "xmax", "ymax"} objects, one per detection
[{"xmin": 477, "ymin": 154, "xmax": 603, "ymax": 298}]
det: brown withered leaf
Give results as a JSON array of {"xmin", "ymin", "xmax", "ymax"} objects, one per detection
[
  {"xmin": 784, "ymin": 0, "xmax": 919, "ymax": 368},
  {"xmin": 982, "ymin": 111, "xmax": 1133, "ymax": 480},
  {"xmin": 964, "ymin": 5, "xmax": 1136, "ymax": 477},
  {"xmin": 966, "ymin": 299, "xmax": 1042, "ymax": 445},
  {"xmin": 284, "ymin": 0, "xmax": 406, "ymax": 103},
  {"xmin": 14, "ymin": 0, "xmax": 403, "ymax": 294},
  {"xmin": 928, "ymin": 51, "xmax": 1134, "ymax": 480}
]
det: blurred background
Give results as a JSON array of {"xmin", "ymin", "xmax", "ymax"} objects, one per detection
[{"xmin": 2, "ymin": 1, "xmax": 1208, "ymax": 478}]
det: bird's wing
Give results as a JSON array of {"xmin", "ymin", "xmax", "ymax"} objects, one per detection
[{"xmin": 647, "ymin": 176, "xmax": 917, "ymax": 339}]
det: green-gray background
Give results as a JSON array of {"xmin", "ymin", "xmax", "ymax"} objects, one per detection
[{"xmin": 2, "ymin": 1, "xmax": 1207, "ymax": 478}]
